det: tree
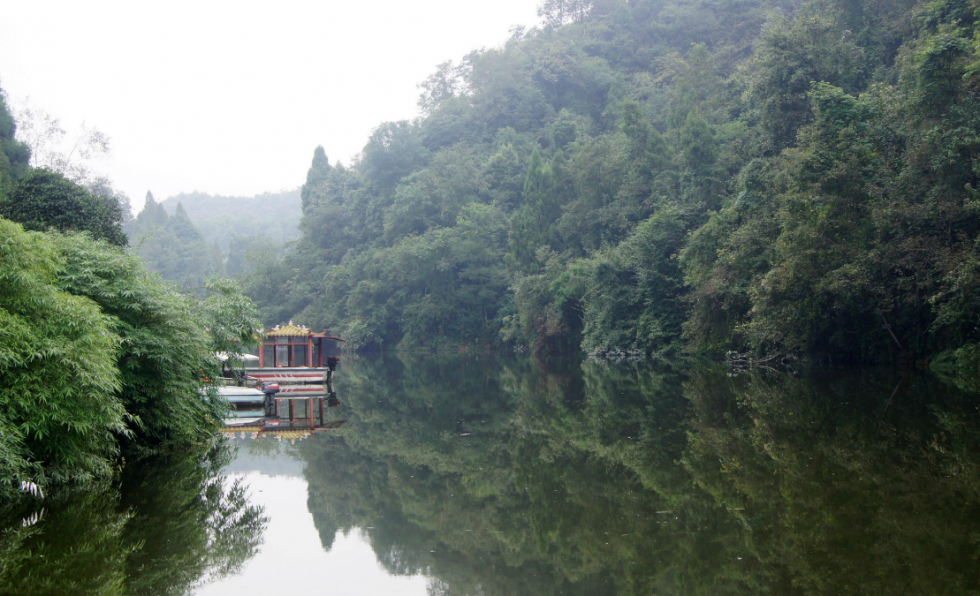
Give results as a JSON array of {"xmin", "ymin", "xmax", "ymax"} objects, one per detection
[
  {"xmin": 51, "ymin": 233, "xmax": 241, "ymax": 445},
  {"xmin": 131, "ymin": 191, "xmax": 169, "ymax": 231},
  {"xmin": 199, "ymin": 276, "xmax": 262, "ymax": 372},
  {"xmin": 128, "ymin": 197, "xmax": 224, "ymax": 291},
  {"xmin": 579, "ymin": 205, "xmax": 690, "ymax": 356},
  {"xmin": 0, "ymin": 215, "xmax": 261, "ymax": 486},
  {"xmin": 14, "ymin": 103, "xmax": 110, "ymax": 184},
  {"xmin": 226, "ymin": 232, "xmax": 281, "ymax": 277},
  {"xmin": 240, "ymin": 0, "xmax": 980, "ymax": 362},
  {"xmin": 86, "ymin": 175, "xmax": 133, "ymax": 224},
  {"xmin": 750, "ymin": 10, "xmax": 865, "ymax": 151},
  {"xmin": 0, "ymin": 86, "xmax": 30, "ymax": 199},
  {"xmin": 537, "ymin": 0, "xmax": 592, "ymax": 28},
  {"xmin": 679, "ymin": 113, "xmax": 716, "ymax": 174},
  {"xmin": 618, "ymin": 100, "xmax": 668, "ymax": 211},
  {"xmin": 301, "ymin": 146, "xmax": 332, "ymax": 213},
  {"xmin": 417, "ymin": 61, "xmax": 467, "ymax": 116},
  {"xmin": 0, "ymin": 168, "xmax": 126, "ymax": 245},
  {"xmin": 509, "ymin": 149, "xmax": 561, "ymax": 270}
]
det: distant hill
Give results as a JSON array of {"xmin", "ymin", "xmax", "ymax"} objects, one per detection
[
  {"xmin": 126, "ymin": 194, "xmax": 225, "ymax": 291},
  {"xmin": 160, "ymin": 189, "xmax": 301, "ymax": 251}
]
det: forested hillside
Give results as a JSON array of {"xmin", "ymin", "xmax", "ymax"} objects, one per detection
[
  {"xmin": 127, "ymin": 189, "xmax": 296, "ymax": 288},
  {"xmin": 243, "ymin": 0, "xmax": 980, "ymax": 364}
]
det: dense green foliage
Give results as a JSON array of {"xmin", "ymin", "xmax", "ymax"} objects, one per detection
[
  {"xmin": 0, "ymin": 215, "xmax": 261, "ymax": 493},
  {"xmin": 243, "ymin": 0, "xmax": 980, "ymax": 362},
  {"xmin": 126, "ymin": 189, "xmax": 299, "ymax": 286},
  {"xmin": 0, "ymin": 219, "xmax": 127, "ymax": 485},
  {"xmin": 0, "ymin": 169, "xmax": 127, "ymax": 246},
  {"xmin": 295, "ymin": 354, "xmax": 980, "ymax": 595},
  {"xmin": 50, "ymin": 234, "xmax": 253, "ymax": 446},
  {"xmin": 126, "ymin": 193, "xmax": 225, "ymax": 292}
]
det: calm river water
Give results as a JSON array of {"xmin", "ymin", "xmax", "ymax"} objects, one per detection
[{"xmin": 2, "ymin": 354, "xmax": 980, "ymax": 595}]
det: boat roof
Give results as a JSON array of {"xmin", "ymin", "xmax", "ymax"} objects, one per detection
[
  {"xmin": 266, "ymin": 324, "xmax": 311, "ymax": 337},
  {"xmin": 263, "ymin": 323, "xmax": 347, "ymax": 341}
]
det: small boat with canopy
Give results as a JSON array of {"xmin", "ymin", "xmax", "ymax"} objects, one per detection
[{"xmin": 245, "ymin": 323, "xmax": 345, "ymax": 384}]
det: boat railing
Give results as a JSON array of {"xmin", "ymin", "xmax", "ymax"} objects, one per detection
[{"xmin": 216, "ymin": 375, "xmax": 260, "ymax": 388}]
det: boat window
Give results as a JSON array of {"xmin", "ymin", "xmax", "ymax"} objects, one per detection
[
  {"xmin": 276, "ymin": 345, "xmax": 289, "ymax": 367},
  {"xmin": 277, "ymin": 336, "xmax": 290, "ymax": 344},
  {"xmin": 294, "ymin": 399, "xmax": 309, "ymax": 420},
  {"xmin": 293, "ymin": 345, "xmax": 307, "ymax": 367},
  {"xmin": 263, "ymin": 345, "xmax": 274, "ymax": 367}
]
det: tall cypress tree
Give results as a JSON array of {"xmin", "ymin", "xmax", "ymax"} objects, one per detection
[
  {"xmin": 680, "ymin": 112, "xmax": 717, "ymax": 173},
  {"xmin": 135, "ymin": 192, "xmax": 166, "ymax": 229},
  {"xmin": 509, "ymin": 149, "xmax": 559, "ymax": 270},
  {"xmin": 301, "ymin": 146, "xmax": 332, "ymax": 213},
  {"xmin": 620, "ymin": 101, "xmax": 668, "ymax": 205},
  {"xmin": 171, "ymin": 203, "xmax": 203, "ymax": 244}
]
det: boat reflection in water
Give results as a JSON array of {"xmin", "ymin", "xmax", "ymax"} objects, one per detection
[{"xmin": 220, "ymin": 380, "xmax": 346, "ymax": 442}]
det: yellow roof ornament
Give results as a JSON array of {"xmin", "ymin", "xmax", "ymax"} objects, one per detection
[{"xmin": 266, "ymin": 324, "xmax": 311, "ymax": 337}]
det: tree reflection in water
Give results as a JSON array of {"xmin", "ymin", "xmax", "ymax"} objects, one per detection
[
  {"xmin": 298, "ymin": 354, "xmax": 980, "ymax": 596},
  {"xmin": 0, "ymin": 439, "xmax": 267, "ymax": 595}
]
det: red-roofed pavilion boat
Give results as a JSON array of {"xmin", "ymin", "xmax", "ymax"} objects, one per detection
[{"xmin": 245, "ymin": 323, "xmax": 345, "ymax": 384}]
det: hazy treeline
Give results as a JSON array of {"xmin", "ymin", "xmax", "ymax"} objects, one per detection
[
  {"xmin": 126, "ymin": 190, "xmax": 297, "ymax": 290},
  {"xmin": 239, "ymin": 0, "xmax": 980, "ymax": 367},
  {"xmin": 160, "ymin": 189, "xmax": 301, "ymax": 250},
  {"xmin": 125, "ymin": 192, "xmax": 226, "ymax": 291}
]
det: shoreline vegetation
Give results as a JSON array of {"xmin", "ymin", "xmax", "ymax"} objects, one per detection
[
  {"xmin": 4, "ymin": 0, "xmax": 980, "ymax": 494},
  {"xmin": 0, "ymin": 105, "xmax": 262, "ymax": 494},
  {"xmin": 0, "ymin": 210, "xmax": 261, "ymax": 495}
]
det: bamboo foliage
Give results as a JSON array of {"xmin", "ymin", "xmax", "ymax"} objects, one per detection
[{"xmin": 0, "ymin": 218, "xmax": 126, "ymax": 489}]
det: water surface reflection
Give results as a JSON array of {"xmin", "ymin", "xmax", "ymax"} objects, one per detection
[
  {"xmin": 2, "ymin": 356, "xmax": 979, "ymax": 595},
  {"xmin": 292, "ymin": 356, "xmax": 980, "ymax": 595},
  {"xmin": 0, "ymin": 441, "xmax": 266, "ymax": 595}
]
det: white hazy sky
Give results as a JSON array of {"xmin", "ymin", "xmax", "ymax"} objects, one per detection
[{"xmin": 0, "ymin": 0, "xmax": 540, "ymax": 210}]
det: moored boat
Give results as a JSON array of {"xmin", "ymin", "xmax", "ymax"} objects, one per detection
[
  {"xmin": 244, "ymin": 323, "xmax": 344, "ymax": 384},
  {"xmin": 244, "ymin": 367, "xmax": 329, "ymax": 384},
  {"xmin": 216, "ymin": 385, "xmax": 267, "ymax": 405}
]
